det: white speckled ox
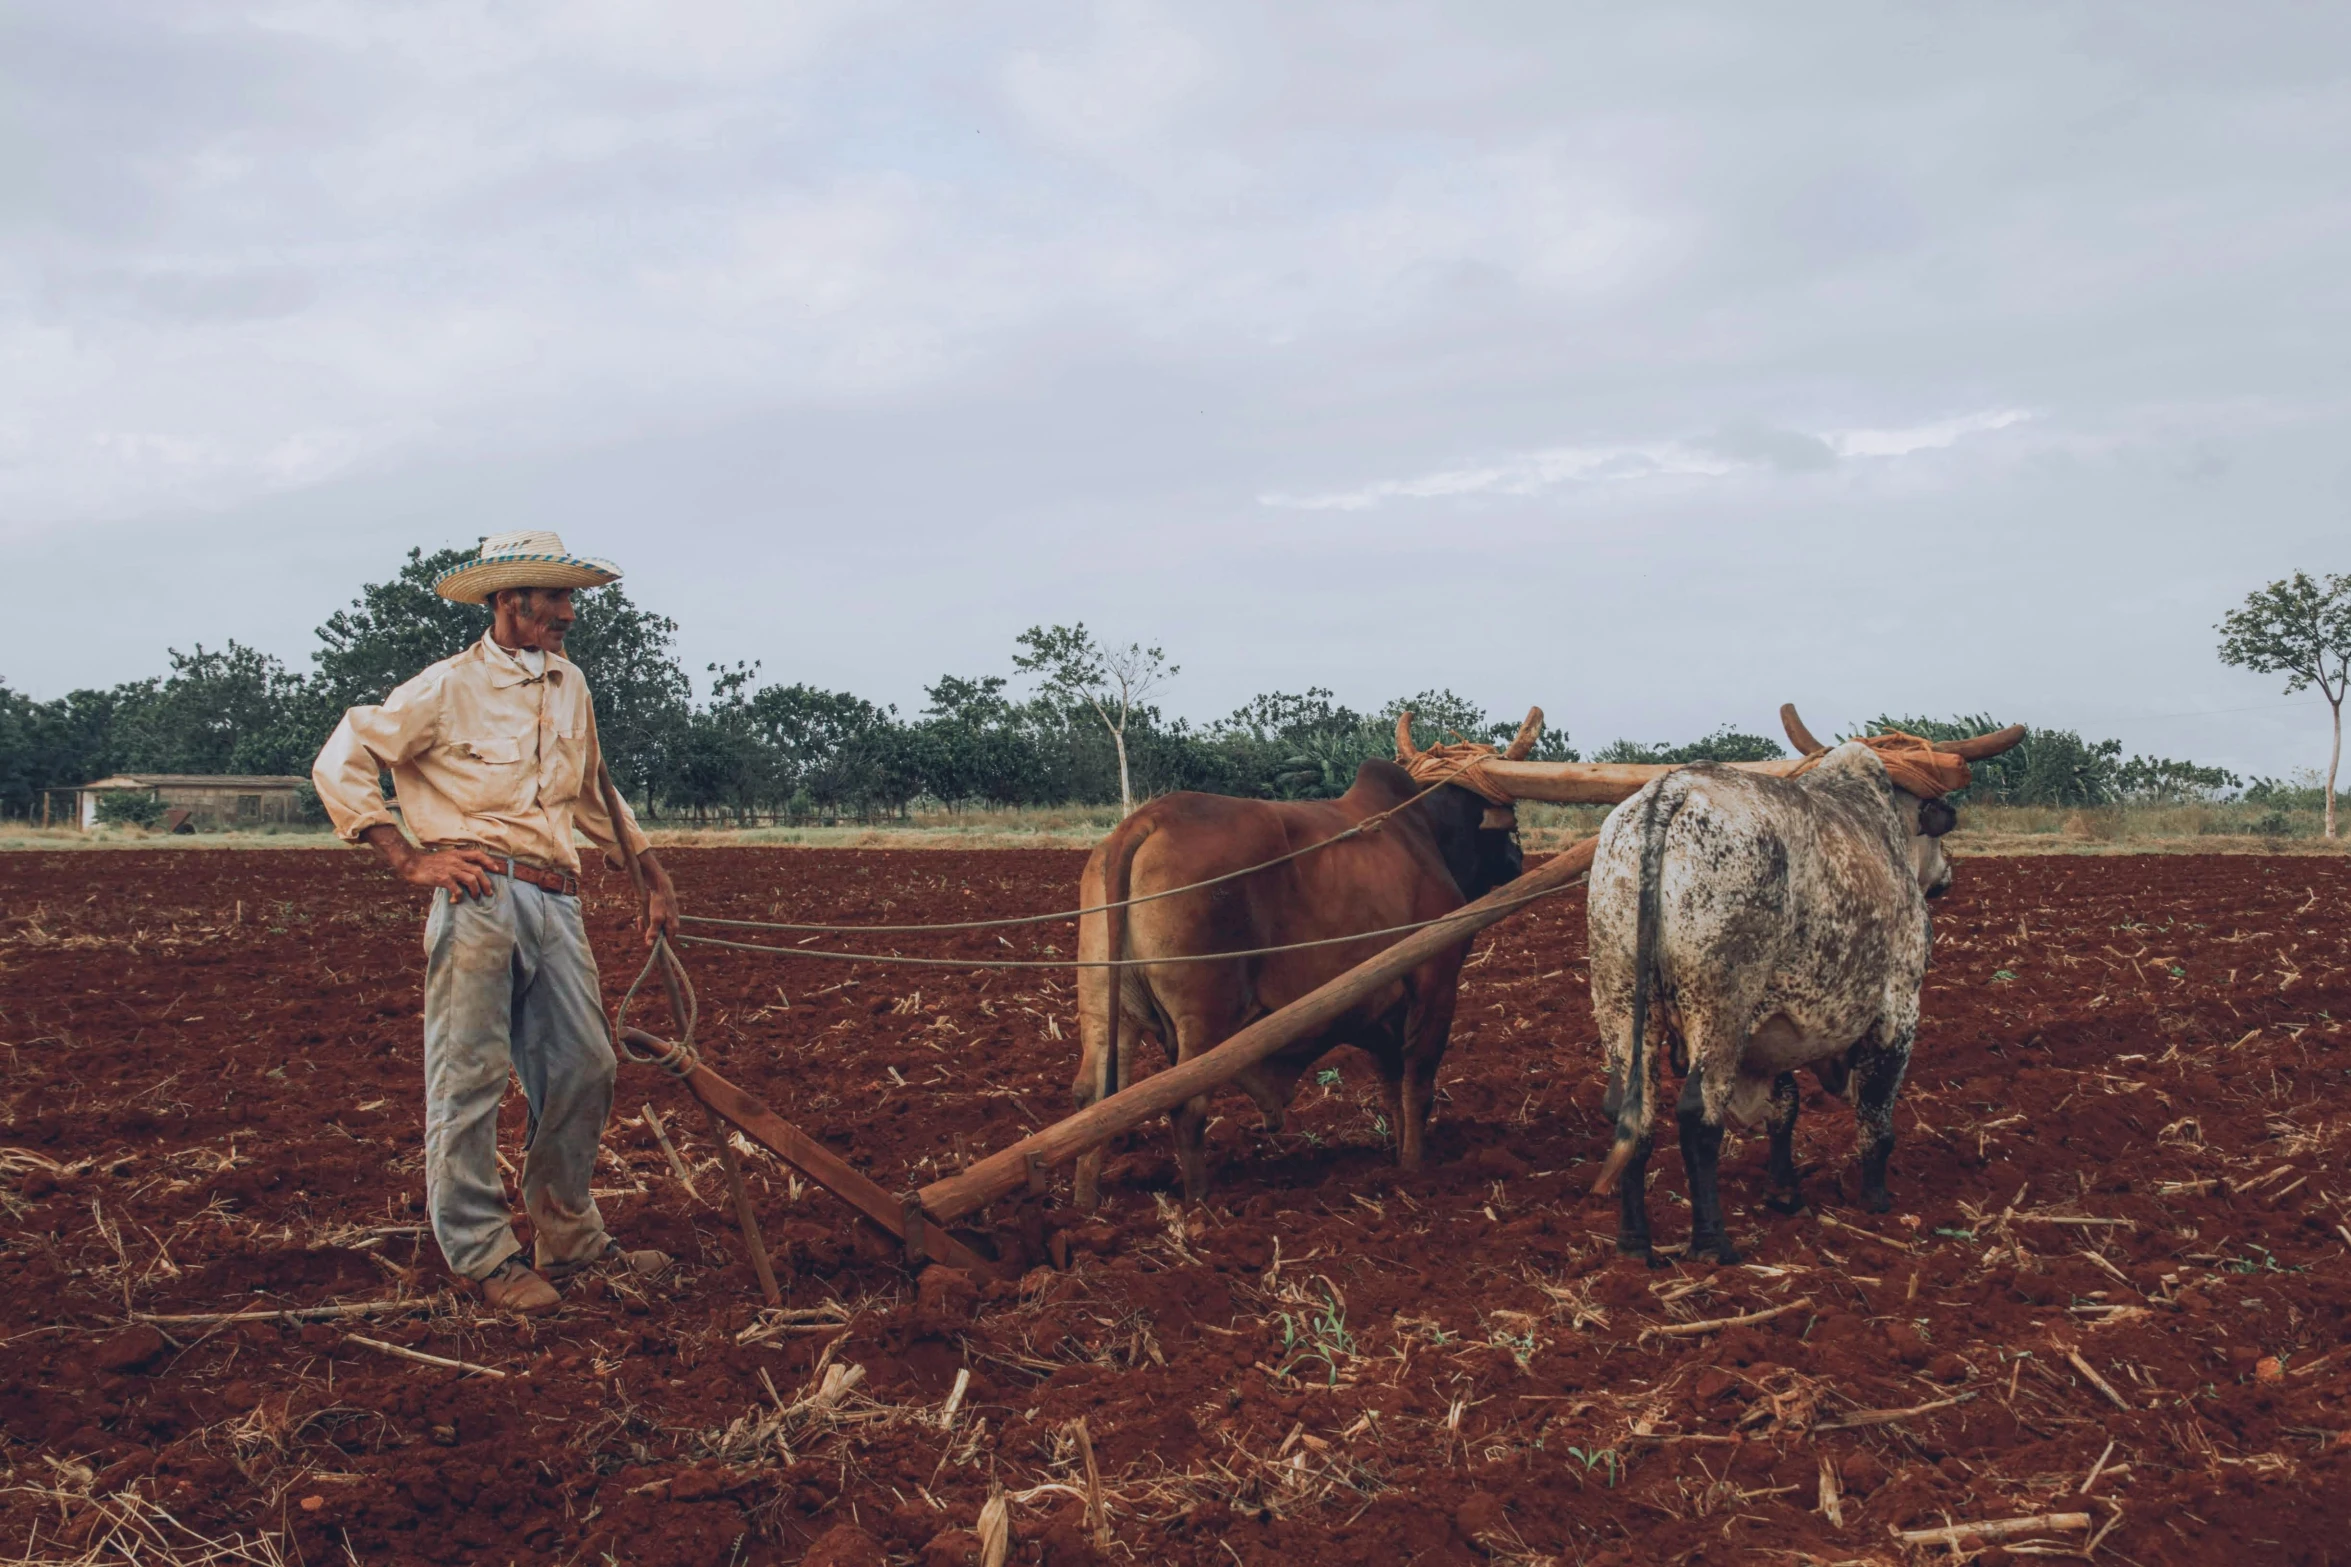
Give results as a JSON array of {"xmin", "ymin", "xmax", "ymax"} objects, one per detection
[{"xmin": 1583, "ymin": 709, "xmax": 2025, "ymax": 1266}]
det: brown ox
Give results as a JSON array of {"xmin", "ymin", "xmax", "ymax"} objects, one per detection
[{"xmin": 1069, "ymin": 711, "xmax": 1539, "ymax": 1206}]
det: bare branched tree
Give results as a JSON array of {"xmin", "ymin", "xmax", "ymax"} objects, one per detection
[
  {"xmin": 2218, "ymin": 570, "xmax": 2351, "ymax": 838},
  {"xmin": 1014, "ymin": 623, "xmax": 1176, "ymax": 817}
]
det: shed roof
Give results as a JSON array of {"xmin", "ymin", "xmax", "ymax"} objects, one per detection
[{"xmin": 83, "ymin": 774, "xmax": 311, "ymax": 790}]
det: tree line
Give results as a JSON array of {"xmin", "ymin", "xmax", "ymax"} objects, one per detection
[{"xmin": 0, "ymin": 545, "xmax": 2278, "ymax": 823}]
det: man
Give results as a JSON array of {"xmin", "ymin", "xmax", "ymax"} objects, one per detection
[{"xmin": 314, "ymin": 531, "xmax": 683, "ymax": 1315}]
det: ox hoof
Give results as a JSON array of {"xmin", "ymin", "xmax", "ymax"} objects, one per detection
[
  {"xmin": 1616, "ymin": 1236, "xmax": 1654, "ymax": 1265},
  {"xmin": 1763, "ymin": 1191, "xmax": 1805, "ymax": 1217},
  {"xmin": 1694, "ymin": 1238, "xmax": 1742, "ymax": 1266},
  {"xmin": 1860, "ymin": 1188, "xmax": 1893, "ymax": 1214}
]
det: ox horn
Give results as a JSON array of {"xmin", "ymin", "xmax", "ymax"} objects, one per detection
[
  {"xmin": 1503, "ymin": 706, "xmax": 1544, "ymax": 761},
  {"xmin": 1394, "ymin": 712, "xmax": 1423, "ymax": 762},
  {"xmin": 1931, "ymin": 723, "xmax": 2028, "ymax": 762},
  {"xmin": 1779, "ymin": 702, "xmax": 1829, "ymax": 757}
]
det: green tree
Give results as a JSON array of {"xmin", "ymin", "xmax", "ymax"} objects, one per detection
[
  {"xmin": 94, "ymin": 790, "xmax": 166, "ymax": 828},
  {"xmin": 563, "ymin": 588, "xmax": 691, "ymax": 811},
  {"xmin": 916, "ymin": 674, "xmax": 1046, "ymax": 808},
  {"xmin": 0, "ymin": 681, "xmax": 33, "ymax": 817},
  {"xmin": 309, "ymin": 547, "xmax": 484, "ymax": 713},
  {"xmin": 744, "ymin": 683, "xmax": 899, "ymax": 812},
  {"xmin": 1013, "ymin": 625, "xmax": 1176, "ymax": 817},
  {"xmin": 2218, "ymin": 571, "xmax": 2351, "ymax": 838},
  {"xmin": 120, "ymin": 642, "xmax": 312, "ymax": 775},
  {"xmin": 1870, "ymin": 714, "xmax": 2118, "ymax": 807},
  {"xmin": 1595, "ymin": 726, "xmax": 1784, "ymax": 765}
]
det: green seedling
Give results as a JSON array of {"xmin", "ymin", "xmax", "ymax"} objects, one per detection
[
  {"xmin": 1566, "ymin": 1446, "xmax": 1621, "ymax": 1487},
  {"xmin": 1274, "ymin": 1282, "xmax": 1356, "ymax": 1386}
]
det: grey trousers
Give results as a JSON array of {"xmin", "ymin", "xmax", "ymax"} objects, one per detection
[{"xmin": 421, "ymin": 876, "xmax": 615, "ymax": 1280}]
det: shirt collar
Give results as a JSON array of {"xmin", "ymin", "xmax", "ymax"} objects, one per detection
[{"xmin": 479, "ymin": 633, "xmax": 565, "ymax": 688}]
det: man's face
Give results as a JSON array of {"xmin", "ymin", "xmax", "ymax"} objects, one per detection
[{"xmin": 497, "ymin": 587, "xmax": 577, "ymax": 653}]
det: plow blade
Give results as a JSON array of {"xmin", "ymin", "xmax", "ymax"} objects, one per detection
[
  {"xmin": 915, "ymin": 837, "xmax": 1599, "ymax": 1227},
  {"xmin": 621, "ymin": 1028, "xmax": 1010, "ymax": 1280}
]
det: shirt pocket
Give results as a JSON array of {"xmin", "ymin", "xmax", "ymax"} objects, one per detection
[
  {"xmin": 546, "ymin": 720, "xmax": 589, "ymax": 807},
  {"xmin": 445, "ymin": 733, "xmax": 531, "ymax": 814}
]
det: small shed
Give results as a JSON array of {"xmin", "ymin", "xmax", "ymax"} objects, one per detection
[{"xmin": 74, "ymin": 774, "xmax": 313, "ymax": 831}]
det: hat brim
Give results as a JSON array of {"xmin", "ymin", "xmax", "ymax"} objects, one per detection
[{"xmin": 435, "ymin": 555, "xmax": 622, "ymax": 605}]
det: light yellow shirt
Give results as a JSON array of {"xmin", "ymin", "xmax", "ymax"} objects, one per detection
[{"xmin": 313, "ymin": 634, "xmax": 650, "ymax": 874}]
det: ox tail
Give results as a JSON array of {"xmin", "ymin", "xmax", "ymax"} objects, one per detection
[
  {"xmin": 1593, "ymin": 780, "xmax": 1686, "ymax": 1195},
  {"xmin": 1074, "ymin": 812, "xmax": 1152, "ymax": 1214},
  {"xmin": 1095, "ymin": 811, "xmax": 1154, "ymax": 1109}
]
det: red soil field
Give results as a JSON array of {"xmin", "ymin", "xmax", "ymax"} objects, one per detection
[{"xmin": 3, "ymin": 846, "xmax": 2348, "ymax": 1566}]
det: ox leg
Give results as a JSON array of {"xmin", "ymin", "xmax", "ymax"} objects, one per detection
[
  {"xmin": 1675, "ymin": 1073, "xmax": 1739, "ymax": 1265},
  {"xmin": 1169, "ymin": 1093, "xmax": 1213, "ymax": 1201},
  {"xmin": 1763, "ymin": 1072, "xmax": 1805, "ymax": 1215},
  {"xmin": 1398, "ymin": 1056, "xmax": 1440, "ymax": 1173},
  {"xmin": 1230, "ymin": 1065, "xmax": 1288, "ymax": 1133},
  {"xmin": 1614, "ymin": 1135, "xmax": 1660, "ymax": 1265},
  {"xmin": 1851, "ymin": 1035, "xmax": 1912, "ymax": 1214},
  {"xmin": 1074, "ymin": 1026, "xmax": 1156, "ymax": 1214}
]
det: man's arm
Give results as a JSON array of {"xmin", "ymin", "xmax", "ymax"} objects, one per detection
[
  {"xmin": 572, "ymin": 742, "xmax": 677, "ymax": 945},
  {"xmin": 358, "ymin": 824, "xmax": 505, "ymax": 900}
]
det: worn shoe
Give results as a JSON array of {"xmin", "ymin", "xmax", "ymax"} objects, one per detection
[
  {"xmin": 479, "ymin": 1257, "xmax": 561, "ymax": 1316},
  {"xmin": 544, "ymin": 1240, "xmax": 670, "ymax": 1283}
]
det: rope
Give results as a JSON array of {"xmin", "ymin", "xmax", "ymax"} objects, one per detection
[
  {"xmin": 1397, "ymin": 740, "xmax": 1516, "ymax": 806},
  {"xmin": 671, "ymin": 879, "xmax": 1577, "ymax": 971},
  {"xmin": 617, "ymin": 1025, "xmax": 701, "ymax": 1077},
  {"xmin": 1789, "ymin": 731, "xmax": 1972, "ymax": 799},
  {"xmin": 591, "ymin": 702, "xmax": 700, "ymax": 1054},
  {"xmin": 674, "ymin": 747, "xmax": 1504, "ymax": 938}
]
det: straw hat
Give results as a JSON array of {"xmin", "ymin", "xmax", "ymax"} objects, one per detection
[{"xmin": 433, "ymin": 530, "xmax": 622, "ymax": 605}]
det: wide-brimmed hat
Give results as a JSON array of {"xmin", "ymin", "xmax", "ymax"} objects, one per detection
[{"xmin": 434, "ymin": 530, "xmax": 622, "ymax": 605}]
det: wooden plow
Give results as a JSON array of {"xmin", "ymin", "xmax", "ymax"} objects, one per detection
[
  {"xmin": 616, "ymin": 702, "xmax": 1986, "ymax": 1291},
  {"xmin": 620, "ymin": 837, "xmax": 1598, "ymax": 1285}
]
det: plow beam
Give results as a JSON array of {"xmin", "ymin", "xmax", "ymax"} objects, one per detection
[
  {"xmin": 1476, "ymin": 757, "xmax": 1807, "ymax": 805},
  {"xmin": 621, "ymin": 1028, "xmax": 1010, "ymax": 1280},
  {"xmin": 915, "ymin": 837, "xmax": 1599, "ymax": 1227}
]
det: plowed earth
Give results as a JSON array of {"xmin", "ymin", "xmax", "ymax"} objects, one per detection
[{"xmin": 3, "ymin": 848, "xmax": 2349, "ymax": 1566}]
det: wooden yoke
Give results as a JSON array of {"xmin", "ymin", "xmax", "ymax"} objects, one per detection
[
  {"xmin": 1474, "ymin": 756, "xmax": 1808, "ymax": 804},
  {"xmin": 915, "ymin": 837, "xmax": 1599, "ymax": 1227}
]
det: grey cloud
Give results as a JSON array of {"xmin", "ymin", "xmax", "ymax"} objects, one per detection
[
  {"xmin": 1704, "ymin": 422, "xmax": 1837, "ymax": 473},
  {"xmin": 4, "ymin": 1, "xmax": 2350, "ymax": 782}
]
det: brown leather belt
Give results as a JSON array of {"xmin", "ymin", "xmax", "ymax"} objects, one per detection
[{"xmin": 491, "ymin": 858, "xmax": 579, "ymax": 898}]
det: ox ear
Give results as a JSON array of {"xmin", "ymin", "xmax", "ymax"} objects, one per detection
[
  {"xmin": 1931, "ymin": 723, "xmax": 2028, "ymax": 762},
  {"xmin": 1394, "ymin": 712, "xmax": 1423, "ymax": 762},
  {"xmin": 1480, "ymin": 805, "xmax": 1517, "ymax": 831},
  {"xmin": 1779, "ymin": 703, "xmax": 1829, "ymax": 756},
  {"xmin": 1918, "ymin": 798, "xmax": 1959, "ymax": 838},
  {"xmin": 1504, "ymin": 706, "xmax": 1544, "ymax": 761}
]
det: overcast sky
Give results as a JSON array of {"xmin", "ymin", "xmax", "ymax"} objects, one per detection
[{"xmin": 8, "ymin": 3, "xmax": 2349, "ymax": 776}]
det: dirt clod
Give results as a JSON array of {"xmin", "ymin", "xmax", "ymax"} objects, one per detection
[
  {"xmin": 801, "ymin": 1523, "xmax": 887, "ymax": 1567},
  {"xmin": 92, "ymin": 1324, "xmax": 167, "ymax": 1373}
]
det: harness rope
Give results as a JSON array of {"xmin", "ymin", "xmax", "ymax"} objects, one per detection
[
  {"xmin": 673, "ymin": 743, "xmax": 1511, "ymax": 938},
  {"xmin": 1787, "ymin": 730, "xmax": 1973, "ymax": 798},
  {"xmin": 669, "ymin": 877, "xmax": 1577, "ymax": 971}
]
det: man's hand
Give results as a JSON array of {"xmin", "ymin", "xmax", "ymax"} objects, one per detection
[
  {"xmin": 637, "ymin": 849, "xmax": 682, "ymax": 946},
  {"xmin": 360, "ymin": 825, "xmax": 502, "ymax": 900}
]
